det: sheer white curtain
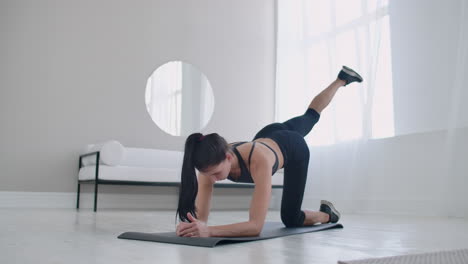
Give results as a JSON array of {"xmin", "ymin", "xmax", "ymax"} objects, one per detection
[{"xmin": 276, "ymin": 0, "xmax": 393, "ymax": 146}]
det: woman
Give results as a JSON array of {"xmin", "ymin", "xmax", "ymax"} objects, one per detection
[{"xmin": 175, "ymin": 66, "xmax": 363, "ymax": 237}]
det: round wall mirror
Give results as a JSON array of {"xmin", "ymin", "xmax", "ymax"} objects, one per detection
[{"xmin": 145, "ymin": 61, "xmax": 215, "ymax": 136}]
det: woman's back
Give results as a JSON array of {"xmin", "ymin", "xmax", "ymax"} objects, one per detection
[{"xmin": 227, "ymin": 138, "xmax": 284, "ymax": 183}]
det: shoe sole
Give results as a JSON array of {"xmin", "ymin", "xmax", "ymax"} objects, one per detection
[
  {"xmin": 320, "ymin": 200, "xmax": 341, "ymax": 219},
  {"xmin": 342, "ymin": 66, "xmax": 363, "ymax": 82}
]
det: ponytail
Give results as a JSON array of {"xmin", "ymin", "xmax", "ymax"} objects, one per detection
[
  {"xmin": 176, "ymin": 133, "xmax": 202, "ymax": 223},
  {"xmin": 175, "ymin": 132, "xmax": 230, "ymax": 223}
]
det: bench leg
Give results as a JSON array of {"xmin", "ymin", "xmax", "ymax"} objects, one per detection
[
  {"xmin": 94, "ymin": 181, "xmax": 98, "ymax": 212},
  {"xmin": 76, "ymin": 183, "xmax": 80, "ymax": 209}
]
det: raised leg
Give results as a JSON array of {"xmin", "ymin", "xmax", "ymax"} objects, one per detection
[{"xmin": 308, "ymin": 79, "xmax": 346, "ymax": 113}]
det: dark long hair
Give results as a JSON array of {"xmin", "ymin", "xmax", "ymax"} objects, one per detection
[{"xmin": 175, "ymin": 132, "xmax": 230, "ymax": 223}]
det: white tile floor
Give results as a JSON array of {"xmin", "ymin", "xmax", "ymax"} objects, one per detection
[{"xmin": 1, "ymin": 208, "xmax": 468, "ymax": 264}]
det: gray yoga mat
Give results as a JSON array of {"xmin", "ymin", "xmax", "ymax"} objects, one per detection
[
  {"xmin": 118, "ymin": 222, "xmax": 343, "ymax": 247},
  {"xmin": 338, "ymin": 248, "xmax": 468, "ymax": 264}
]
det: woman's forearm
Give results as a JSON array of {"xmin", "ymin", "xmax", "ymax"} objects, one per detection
[{"xmin": 208, "ymin": 221, "xmax": 261, "ymax": 237}]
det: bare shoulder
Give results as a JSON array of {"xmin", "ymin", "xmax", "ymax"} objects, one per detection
[
  {"xmin": 249, "ymin": 148, "xmax": 272, "ymax": 184},
  {"xmin": 250, "ymin": 143, "xmax": 275, "ymax": 167},
  {"xmin": 249, "ymin": 146, "xmax": 270, "ymax": 164},
  {"xmin": 232, "ymin": 141, "xmax": 276, "ymax": 170}
]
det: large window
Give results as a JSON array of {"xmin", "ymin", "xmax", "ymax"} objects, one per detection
[{"xmin": 276, "ymin": 0, "xmax": 394, "ymax": 146}]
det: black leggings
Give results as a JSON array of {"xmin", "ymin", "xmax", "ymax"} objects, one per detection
[{"xmin": 253, "ymin": 108, "xmax": 320, "ymax": 227}]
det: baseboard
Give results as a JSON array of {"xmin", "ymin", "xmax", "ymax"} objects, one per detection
[
  {"xmin": 3, "ymin": 191, "xmax": 463, "ymax": 217},
  {"xmin": 303, "ymin": 196, "xmax": 468, "ymax": 218},
  {"xmin": 0, "ymin": 191, "xmax": 283, "ymax": 210}
]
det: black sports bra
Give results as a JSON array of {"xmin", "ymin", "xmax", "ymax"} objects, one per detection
[{"xmin": 226, "ymin": 141, "xmax": 279, "ymax": 183}]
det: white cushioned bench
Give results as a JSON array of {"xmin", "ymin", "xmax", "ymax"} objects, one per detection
[{"xmin": 77, "ymin": 141, "xmax": 284, "ymax": 211}]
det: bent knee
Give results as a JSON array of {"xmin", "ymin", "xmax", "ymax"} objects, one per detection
[{"xmin": 281, "ymin": 211, "xmax": 305, "ymax": 228}]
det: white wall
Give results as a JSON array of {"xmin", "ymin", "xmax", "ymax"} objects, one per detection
[
  {"xmin": 302, "ymin": 0, "xmax": 468, "ymax": 217},
  {"xmin": 0, "ymin": 0, "xmax": 275, "ymax": 195}
]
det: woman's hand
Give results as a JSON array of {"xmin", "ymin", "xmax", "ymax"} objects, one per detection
[{"xmin": 176, "ymin": 212, "xmax": 211, "ymax": 237}]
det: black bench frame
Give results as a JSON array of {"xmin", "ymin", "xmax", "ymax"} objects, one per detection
[{"xmin": 77, "ymin": 151, "xmax": 283, "ymax": 212}]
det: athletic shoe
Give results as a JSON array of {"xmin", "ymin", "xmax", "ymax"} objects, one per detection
[
  {"xmin": 337, "ymin": 65, "xmax": 363, "ymax": 86},
  {"xmin": 319, "ymin": 200, "xmax": 341, "ymax": 223}
]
